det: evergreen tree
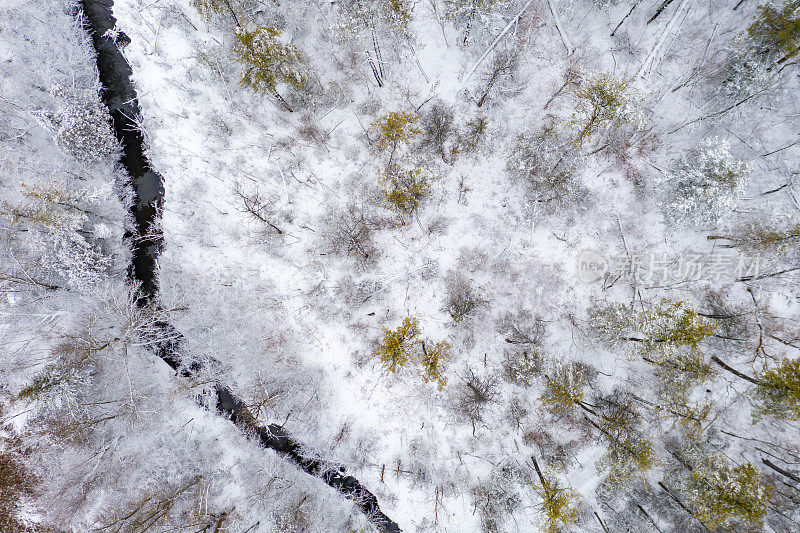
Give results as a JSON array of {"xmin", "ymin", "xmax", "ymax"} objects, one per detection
[
  {"xmin": 753, "ymin": 356, "xmax": 800, "ymax": 420},
  {"xmin": 419, "ymin": 340, "xmax": 453, "ymax": 389},
  {"xmin": 681, "ymin": 446, "xmax": 772, "ymax": 530},
  {"xmin": 594, "ymin": 393, "xmax": 657, "ymax": 485},
  {"xmin": 531, "ymin": 458, "xmax": 582, "ymax": 533},
  {"xmin": 541, "ymin": 362, "xmax": 594, "ymax": 415},
  {"xmin": 657, "ymin": 138, "xmax": 750, "ymax": 227},
  {"xmin": 721, "ymin": 1, "xmax": 799, "ymax": 97},
  {"xmin": 372, "ymin": 316, "xmax": 421, "ymax": 373},
  {"xmin": 718, "ymin": 216, "xmax": 800, "ymax": 258},
  {"xmin": 747, "ymin": 1, "xmax": 800, "ymax": 64},
  {"xmin": 590, "ymin": 299, "xmax": 716, "ymax": 353},
  {"xmin": 371, "ymin": 110, "xmax": 421, "ymax": 156},
  {"xmin": 233, "ymin": 27, "xmax": 308, "ymax": 111},
  {"xmin": 569, "ymin": 71, "xmax": 643, "ymax": 146},
  {"xmin": 372, "ymin": 317, "xmax": 453, "ymax": 388},
  {"xmin": 590, "ymin": 300, "xmax": 715, "ymax": 431}
]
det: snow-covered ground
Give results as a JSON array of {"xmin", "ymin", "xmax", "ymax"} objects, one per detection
[{"xmin": 3, "ymin": 0, "xmax": 800, "ymax": 531}]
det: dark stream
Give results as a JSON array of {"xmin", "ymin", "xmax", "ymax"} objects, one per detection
[{"xmin": 80, "ymin": 2, "xmax": 400, "ymax": 530}]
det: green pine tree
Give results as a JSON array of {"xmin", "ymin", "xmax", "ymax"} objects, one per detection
[
  {"xmin": 684, "ymin": 451, "xmax": 772, "ymax": 530},
  {"xmin": 747, "ymin": 1, "xmax": 800, "ymax": 64},
  {"xmin": 233, "ymin": 27, "xmax": 308, "ymax": 111},
  {"xmin": 753, "ymin": 357, "xmax": 800, "ymax": 420}
]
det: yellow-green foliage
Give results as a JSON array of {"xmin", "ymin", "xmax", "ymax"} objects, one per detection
[
  {"xmin": 371, "ymin": 110, "xmax": 421, "ymax": 151},
  {"xmin": 2, "ymin": 183, "xmax": 88, "ymax": 229},
  {"xmin": 732, "ymin": 220, "xmax": 800, "ymax": 254},
  {"xmin": 383, "ymin": 0, "xmax": 413, "ymax": 31},
  {"xmin": 541, "ymin": 364, "xmax": 589, "ymax": 414},
  {"xmin": 372, "ymin": 317, "xmax": 452, "ymax": 388},
  {"xmin": 335, "ymin": 0, "xmax": 413, "ymax": 35},
  {"xmin": 191, "ymin": 0, "xmax": 227, "ymax": 19},
  {"xmin": 687, "ymin": 458, "xmax": 772, "ymax": 530},
  {"xmin": 233, "ymin": 27, "xmax": 307, "ymax": 93},
  {"xmin": 657, "ymin": 301, "xmax": 717, "ymax": 349},
  {"xmin": 372, "ymin": 316, "xmax": 421, "ymax": 373},
  {"xmin": 420, "ymin": 340, "xmax": 453, "ymax": 389},
  {"xmin": 596, "ymin": 406, "xmax": 657, "ymax": 484},
  {"xmin": 533, "ymin": 472, "xmax": 582, "ymax": 533},
  {"xmin": 748, "ymin": 1, "xmax": 800, "ymax": 61},
  {"xmin": 590, "ymin": 299, "xmax": 716, "ymax": 354},
  {"xmin": 379, "ymin": 164, "xmax": 431, "ymax": 217},
  {"xmin": 754, "ymin": 357, "xmax": 800, "ymax": 420},
  {"xmin": 570, "ymin": 71, "xmax": 640, "ymax": 146},
  {"xmin": 589, "ymin": 300, "xmax": 714, "ymax": 431}
]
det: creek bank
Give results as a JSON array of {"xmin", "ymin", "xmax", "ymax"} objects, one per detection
[{"xmin": 80, "ymin": 2, "xmax": 400, "ymax": 530}]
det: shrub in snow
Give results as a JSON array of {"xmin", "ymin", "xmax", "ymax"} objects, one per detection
[
  {"xmin": 497, "ymin": 310, "xmax": 546, "ymax": 388},
  {"xmin": 442, "ymin": 271, "xmax": 486, "ymax": 323},
  {"xmin": 720, "ymin": 49, "xmax": 773, "ymax": 99},
  {"xmin": 657, "ymin": 138, "xmax": 750, "ymax": 227},
  {"xmin": 418, "ymin": 101, "xmax": 455, "ymax": 159},
  {"xmin": 456, "ymin": 368, "xmax": 498, "ymax": 423},
  {"xmin": 457, "ymin": 114, "xmax": 488, "ymax": 154},
  {"xmin": 502, "ymin": 347, "xmax": 543, "ymax": 386},
  {"xmin": 471, "ymin": 466, "xmax": 524, "ymax": 533},
  {"xmin": 39, "ymin": 84, "xmax": 116, "ymax": 164},
  {"xmin": 378, "ymin": 164, "xmax": 431, "ymax": 219},
  {"xmin": 232, "ymin": 182, "xmax": 284, "ymax": 235},
  {"xmin": 475, "ymin": 49, "xmax": 520, "ymax": 108},
  {"xmin": 506, "ymin": 126, "xmax": 583, "ymax": 202},
  {"xmin": 418, "ymin": 103, "xmax": 487, "ymax": 161},
  {"xmin": 2, "ymin": 182, "xmax": 112, "ymax": 290},
  {"xmin": 321, "ymin": 203, "xmax": 380, "ymax": 264},
  {"xmin": 569, "ymin": 71, "xmax": 643, "ymax": 146},
  {"xmin": 18, "ymin": 337, "xmax": 95, "ymax": 403},
  {"xmin": 498, "ymin": 310, "xmax": 546, "ymax": 345}
]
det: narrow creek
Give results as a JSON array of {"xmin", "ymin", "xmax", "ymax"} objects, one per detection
[{"xmin": 80, "ymin": 2, "xmax": 400, "ymax": 530}]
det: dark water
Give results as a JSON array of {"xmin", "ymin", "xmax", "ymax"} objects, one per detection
[
  {"xmin": 80, "ymin": 2, "xmax": 400, "ymax": 530},
  {"xmin": 82, "ymin": 0, "xmax": 163, "ymax": 300}
]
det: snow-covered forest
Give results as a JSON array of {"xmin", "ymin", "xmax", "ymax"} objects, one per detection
[{"xmin": 2, "ymin": 0, "xmax": 800, "ymax": 531}]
